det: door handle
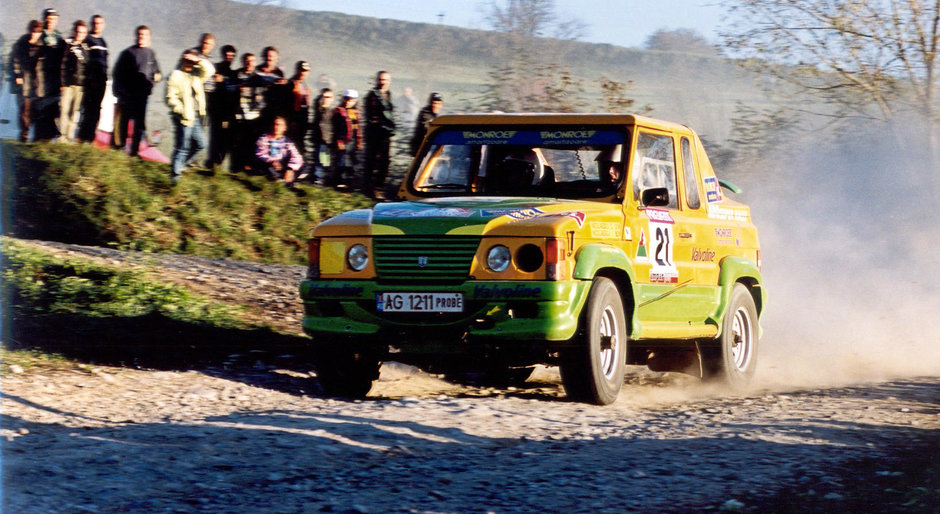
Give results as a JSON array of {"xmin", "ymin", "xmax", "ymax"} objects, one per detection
[{"xmin": 678, "ymin": 232, "xmax": 693, "ymax": 239}]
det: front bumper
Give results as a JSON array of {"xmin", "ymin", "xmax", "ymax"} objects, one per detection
[{"xmin": 299, "ymin": 279, "xmax": 591, "ymax": 342}]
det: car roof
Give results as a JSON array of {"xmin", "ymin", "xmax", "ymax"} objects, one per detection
[{"xmin": 429, "ymin": 113, "xmax": 694, "ymax": 134}]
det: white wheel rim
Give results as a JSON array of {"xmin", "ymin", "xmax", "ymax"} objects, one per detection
[
  {"xmin": 731, "ymin": 306, "xmax": 753, "ymax": 371},
  {"xmin": 598, "ymin": 305, "xmax": 621, "ymax": 379}
]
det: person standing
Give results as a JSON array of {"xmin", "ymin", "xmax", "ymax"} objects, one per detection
[
  {"xmin": 255, "ymin": 46, "xmax": 287, "ymax": 126},
  {"xmin": 33, "ymin": 8, "xmax": 65, "ymax": 141},
  {"xmin": 363, "ymin": 70, "xmax": 395, "ymax": 198},
  {"xmin": 410, "ymin": 92, "xmax": 443, "ymax": 155},
  {"xmin": 311, "ymin": 87, "xmax": 334, "ymax": 184},
  {"xmin": 59, "ymin": 20, "xmax": 89, "ymax": 142},
  {"xmin": 329, "ymin": 89, "xmax": 361, "ymax": 189},
  {"xmin": 111, "ymin": 25, "xmax": 161, "ymax": 156},
  {"xmin": 166, "ymin": 49, "xmax": 211, "ymax": 183},
  {"xmin": 285, "ymin": 61, "xmax": 312, "ymax": 167},
  {"xmin": 77, "ymin": 14, "xmax": 108, "ymax": 142},
  {"xmin": 231, "ymin": 53, "xmax": 264, "ymax": 173},
  {"xmin": 10, "ymin": 20, "xmax": 43, "ymax": 142},
  {"xmin": 205, "ymin": 44, "xmax": 237, "ymax": 168}
]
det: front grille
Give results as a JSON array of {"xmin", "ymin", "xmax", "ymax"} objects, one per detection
[{"xmin": 373, "ymin": 236, "xmax": 480, "ymax": 282}]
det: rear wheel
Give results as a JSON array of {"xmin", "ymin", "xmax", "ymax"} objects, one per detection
[
  {"xmin": 560, "ymin": 277, "xmax": 626, "ymax": 405},
  {"xmin": 314, "ymin": 347, "xmax": 381, "ymax": 398},
  {"xmin": 703, "ymin": 283, "xmax": 758, "ymax": 388}
]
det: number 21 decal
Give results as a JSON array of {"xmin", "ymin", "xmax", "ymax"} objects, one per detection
[{"xmin": 647, "ymin": 209, "xmax": 678, "ymax": 283}]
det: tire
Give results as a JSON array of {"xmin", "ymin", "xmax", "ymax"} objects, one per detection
[
  {"xmin": 559, "ymin": 277, "xmax": 627, "ymax": 405},
  {"xmin": 703, "ymin": 283, "xmax": 758, "ymax": 388},
  {"xmin": 314, "ymin": 348, "xmax": 381, "ymax": 399}
]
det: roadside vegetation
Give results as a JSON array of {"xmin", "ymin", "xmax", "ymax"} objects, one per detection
[
  {"xmin": 0, "ymin": 237, "xmax": 312, "ymax": 373},
  {"xmin": 1, "ymin": 141, "xmax": 374, "ymax": 265}
]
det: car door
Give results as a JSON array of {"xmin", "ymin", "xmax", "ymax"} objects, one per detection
[{"xmin": 628, "ymin": 130, "xmax": 698, "ymax": 325}]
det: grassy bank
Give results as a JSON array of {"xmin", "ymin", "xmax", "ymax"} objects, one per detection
[
  {"xmin": 1, "ymin": 141, "xmax": 374, "ymax": 265},
  {"xmin": 0, "ymin": 237, "xmax": 308, "ymax": 372}
]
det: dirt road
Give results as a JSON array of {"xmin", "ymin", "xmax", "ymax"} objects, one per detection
[{"xmin": 2, "ymin": 241, "xmax": 938, "ymax": 512}]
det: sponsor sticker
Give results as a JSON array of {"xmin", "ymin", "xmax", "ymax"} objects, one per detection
[
  {"xmin": 473, "ymin": 284, "xmax": 543, "ymax": 299},
  {"xmin": 377, "ymin": 207, "xmax": 475, "ymax": 218},
  {"xmin": 307, "ymin": 283, "xmax": 365, "ymax": 298},
  {"xmin": 635, "ymin": 228, "xmax": 649, "ymax": 263},
  {"xmin": 703, "ymin": 176, "xmax": 722, "ymax": 203},
  {"xmin": 691, "ymin": 247, "xmax": 716, "ymax": 262},
  {"xmin": 590, "ymin": 221, "xmax": 620, "ymax": 239},
  {"xmin": 707, "ymin": 205, "xmax": 749, "ymax": 222},
  {"xmin": 645, "ymin": 208, "xmax": 675, "ymax": 224}
]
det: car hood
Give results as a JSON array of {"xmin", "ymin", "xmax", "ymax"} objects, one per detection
[{"xmin": 314, "ymin": 197, "xmax": 621, "ymax": 237}]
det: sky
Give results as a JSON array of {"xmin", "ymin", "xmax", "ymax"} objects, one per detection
[{"xmin": 281, "ymin": 0, "xmax": 725, "ymax": 49}]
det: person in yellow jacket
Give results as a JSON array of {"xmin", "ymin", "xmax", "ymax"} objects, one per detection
[{"xmin": 166, "ymin": 48, "xmax": 214, "ymax": 183}]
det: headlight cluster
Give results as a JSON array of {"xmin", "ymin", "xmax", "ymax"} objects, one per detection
[
  {"xmin": 347, "ymin": 244, "xmax": 369, "ymax": 271},
  {"xmin": 485, "ymin": 244, "xmax": 544, "ymax": 273}
]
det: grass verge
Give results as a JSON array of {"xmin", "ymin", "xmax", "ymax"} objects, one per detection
[{"xmin": 1, "ymin": 238, "xmax": 310, "ymax": 373}]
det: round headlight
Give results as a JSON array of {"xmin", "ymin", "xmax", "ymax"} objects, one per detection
[
  {"xmin": 347, "ymin": 244, "xmax": 369, "ymax": 271},
  {"xmin": 486, "ymin": 245, "xmax": 511, "ymax": 272}
]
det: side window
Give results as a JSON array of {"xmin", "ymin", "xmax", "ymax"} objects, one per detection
[
  {"xmin": 632, "ymin": 132, "xmax": 678, "ymax": 209},
  {"xmin": 681, "ymin": 137, "xmax": 702, "ymax": 210}
]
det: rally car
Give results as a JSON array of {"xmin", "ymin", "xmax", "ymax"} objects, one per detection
[{"xmin": 300, "ymin": 114, "xmax": 764, "ymax": 404}]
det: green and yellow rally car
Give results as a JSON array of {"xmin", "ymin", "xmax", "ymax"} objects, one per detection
[{"xmin": 300, "ymin": 114, "xmax": 764, "ymax": 404}]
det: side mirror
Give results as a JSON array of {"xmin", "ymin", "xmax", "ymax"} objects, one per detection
[{"xmin": 641, "ymin": 187, "xmax": 670, "ymax": 207}]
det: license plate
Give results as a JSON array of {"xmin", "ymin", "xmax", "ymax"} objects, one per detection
[{"xmin": 376, "ymin": 292, "xmax": 464, "ymax": 313}]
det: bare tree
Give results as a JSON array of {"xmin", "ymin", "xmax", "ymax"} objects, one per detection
[
  {"xmin": 721, "ymin": 0, "xmax": 940, "ymax": 202},
  {"xmin": 478, "ymin": 0, "xmax": 590, "ymax": 112},
  {"xmin": 721, "ymin": 0, "xmax": 940, "ymax": 123},
  {"xmin": 484, "ymin": 0, "xmax": 586, "ymax": 40}
]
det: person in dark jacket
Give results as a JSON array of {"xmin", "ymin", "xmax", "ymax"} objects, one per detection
[
  {"xmin": 77, "ymin": 14, "xmax": 108, "ymax": 142},
  {"xmin": 205, "ymin": 44, "xmax": 238, "ymax": 168},
  {"xmin": 410, "ymin": 92, "xmax": 443, "ymax": 155},
  {"xmin": 59, "ymin": 20, "xmax": 89, "ymax": 142},
  {"xmin": 363, "ymin": 70, "xmax": 394, "ymax": 198},
  {"xmin": 10, "ymin": 20, "xmax": 43, "ymax": 141},
  {"xmin": 230, "ymin": 53, "xmax": 265, "ymax": 173},
  {"xmin": 33, "ymin": 8, "xmax": 66, "ymax": 141},
  {"xmin": 111, "ymin": 25, "xmax": 161, "ymax": 156},
  {"xmin": 328, "ymin": 89, "xmax": 361, "ymax": 188}
]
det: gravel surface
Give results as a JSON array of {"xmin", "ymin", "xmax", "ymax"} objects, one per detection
[{"xmin": 3, "ymin": 240, "xmax": 939, "ymax": 512}]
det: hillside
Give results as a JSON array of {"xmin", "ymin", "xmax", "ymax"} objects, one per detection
[{"xmin": 1, "ymin": 0, "xmax": 765, "ymax": 145}]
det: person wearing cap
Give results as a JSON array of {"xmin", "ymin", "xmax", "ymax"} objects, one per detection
[
  {"xmin": 409, "ymin": 92, "xmax": 443, "ymax": 155},
  {"xmin": 285, "ymin": 60, "xmax": 312, "ymax": 168},
  {"xmin": 112, "ymin": 25, "xmax": 161, "ymax": 156},
  {"xmin": 59, "ymin": 20, "xmax": 89, "ymax": 142},
  {"xmin": 33, "ymin": 7, "xmax": 66, "ymax": 140},
  {"xmin": 205, "ymin": 44, "xmax": 238, "ymax": 168},
  {"xmin": 10, "ymin": 20, "xmax": 44, "ymax": 141},
  {"xmin": 166, "ymin": 48, "xmax": 212, "ymax": 183},
  {"xmin": 77, "ymin": 14, "xmax": 108, "ymax": 142},
  {"xmin": 363, "ymin": 70, "xmax": 395, "ymax": 198},
  {"xmin": 328, "ymin": 89, "xmax": 362, "ymax": 188}
]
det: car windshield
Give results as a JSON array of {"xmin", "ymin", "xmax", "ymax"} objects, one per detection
[{"xmin": 410, "ymin": 128, "xmax": 630, "ymax": 199}]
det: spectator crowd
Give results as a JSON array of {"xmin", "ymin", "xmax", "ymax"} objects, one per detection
[{"xmin": 7, "ymin": 7, "xmax": 445, "ymax": 198}]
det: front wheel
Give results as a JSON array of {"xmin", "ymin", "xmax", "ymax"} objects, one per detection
[
  {"xmin": 560, "ymin": 277, "xmax": 627, "ymax": 405},
  {"xmin": 703, "ymin": 283, "xmax": 758, "ymax": 388}
]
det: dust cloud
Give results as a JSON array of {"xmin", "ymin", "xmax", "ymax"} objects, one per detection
[{"xmin": 735, "ymin": 118, "xmax": 940, "ymax": 390}]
